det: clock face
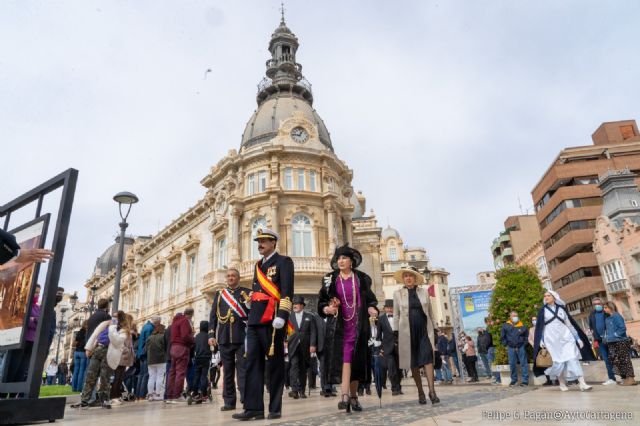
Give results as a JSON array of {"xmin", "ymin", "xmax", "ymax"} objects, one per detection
[{"xmin": 290, "ymin": 126, "xmax": 309, "ymax": 144}]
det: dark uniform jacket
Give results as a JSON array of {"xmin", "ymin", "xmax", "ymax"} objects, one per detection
[
  {"xmin": 288, "ymin": 311, "xmax": 317, "ymax": 357},
  {"xmin": 248, "ymin": 252, "xmax": 294, "ymax": 326},
  {"xmin": 377, "ymin": 313, "xmax": 396, "ymax": 357},
  {"xmin": 0, "ymin": 228, "xmax": 20, "ymax": 265},
  {"xmin": 209, "ymin": 285, "xmax": 251, "ymax": 345}
]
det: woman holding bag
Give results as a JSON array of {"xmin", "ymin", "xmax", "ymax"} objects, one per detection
[{"xmin": 603, "ymin": 302, "xmax": 636, "ymax": 386}]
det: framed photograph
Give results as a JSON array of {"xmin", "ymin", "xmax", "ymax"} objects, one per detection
[{"xmin": 0, "ymin": 214, "xmax": 50, "ymax": 350}]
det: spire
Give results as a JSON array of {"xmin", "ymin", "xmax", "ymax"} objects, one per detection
[{"xmin": 256, "ymin": 13, "xmax": 313, "ymax": 106}]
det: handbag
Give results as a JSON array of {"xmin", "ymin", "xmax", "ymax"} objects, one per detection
[{"xmin": 536, "ymin": 348, "xmax": 553, "ymax": 368}]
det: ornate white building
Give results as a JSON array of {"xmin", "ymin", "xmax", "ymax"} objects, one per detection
[{"xmin": 83, "ymin": 18, "xmax": 449, "ymax": 327}]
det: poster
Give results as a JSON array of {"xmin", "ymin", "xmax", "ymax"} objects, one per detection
[
  {"xmin": 0, "ymin": 215, "xmax": 49, "ymax": 349},
  {"xmin": 458, "ymin": 290, "xmax": 493, "ymax": 341}
]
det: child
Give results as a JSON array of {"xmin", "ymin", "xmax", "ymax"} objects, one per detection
[{"xmin": 189, "ymin": 320, "xmax": 212, "ymax": 403}]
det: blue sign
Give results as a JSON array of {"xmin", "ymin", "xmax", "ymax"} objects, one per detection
[{"xmin": 458, "ymin": 290, "xmax": 493, "ymax": 336}]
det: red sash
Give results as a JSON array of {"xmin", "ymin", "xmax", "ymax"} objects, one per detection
[
  {"xmin": 287, "ymin": 319, "xmax": 294, "ymax": 337},
  {"xmin": 252, "ymin": 262, "xmax": 281, "ymax": 323},
  {"xmin": 221, "ymin": 289, "xmax": 247, "ymax": 319}
]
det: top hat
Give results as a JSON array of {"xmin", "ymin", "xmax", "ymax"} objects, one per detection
[
  {"xmin": 330, "ymin": 243, "xmax": 363, "ymax": 270},
  {"xmin": 292, "ymin": 295, "xmax": 306, "ymax": 306},
  {"xmin": 384, "ymin": 299, "xmax": 393, "ymax": 308}
]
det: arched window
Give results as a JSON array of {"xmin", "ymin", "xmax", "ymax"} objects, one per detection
[
  {"xmin": 217, "ymin": 238, "xmax": 227, "ymax": 268},
  {"xmin": 251, "ymin": 217, "xmax": 268, "ymax": 259},
  {"xmin": 292, "ymin": 214, "xmax": 313, "ymax": 256},
  {"xmin": 388, "ymin": 244, "xmax": 398, "ymax": 261}
]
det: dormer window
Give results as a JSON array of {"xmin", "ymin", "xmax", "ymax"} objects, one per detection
[{"xmin": 282, "ymin": 45, "xmax": 291, "ymax": 55}]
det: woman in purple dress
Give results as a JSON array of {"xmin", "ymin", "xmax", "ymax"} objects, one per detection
[{"xmin": 318, "ymin": 244, "xmax": 378, "ymax": 413}]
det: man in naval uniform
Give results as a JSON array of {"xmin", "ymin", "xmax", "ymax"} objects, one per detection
[
  {"xmin": 209, "ymin": 268, "xmax": 251, "ymax": 411},
  {"xmin": 232, "ymin": 228, "xmax": 294, "ymax": 421}
]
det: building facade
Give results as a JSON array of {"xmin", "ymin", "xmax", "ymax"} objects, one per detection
[
  {"xmin": 531, "ymin": 120, "xmax": 640, "ymax": 323},
  {"xmin": 491, "ymin": 215, "xmax": 541, "ymax": 270},
  {"xmin": 593, "ymin": 168, "xmax": 640, "ymax": 340}
]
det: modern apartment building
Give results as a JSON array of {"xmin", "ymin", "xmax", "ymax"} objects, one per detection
[
  {"xmin": 531, "ymin": 120, "xmax": 640, "ymax": 324},
  {"xmin": 491, "ymin": 215, "xmax": 541, "ymax": 269}
]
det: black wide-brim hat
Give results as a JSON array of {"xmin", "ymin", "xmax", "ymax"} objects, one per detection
[
  {"xmin": 292, "ymin": 295, "xmax": 306, "ymax": 306},
  {"xmin": 330, "ymin": 243, "xmax": 362, "ymax": 270}
]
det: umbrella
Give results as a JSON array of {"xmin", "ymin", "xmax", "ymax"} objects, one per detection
[{"xmin": 373, "ymin": 353, "xmax": 383, "ymax": 408}]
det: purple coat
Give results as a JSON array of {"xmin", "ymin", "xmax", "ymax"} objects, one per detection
[{"xmin": 24, "ymin": 302, "xmax": 40, "ymax": 342}]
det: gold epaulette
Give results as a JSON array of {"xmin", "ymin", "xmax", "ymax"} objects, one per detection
[{"xmin": 280, "ymin": 297, "xmax": 292, "ymax": 313}]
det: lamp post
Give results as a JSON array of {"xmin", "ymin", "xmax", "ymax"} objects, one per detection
[
  {"xmin": 69, "ymin": 283, "xmax": 99, "ymax": 316},
  {"xmin": 112, "ymin": 191, "xmax": 139, "ymax": 314},
  {"xmin": 54, "ymin": 306, "xmax": 68, "ymax": 363}
]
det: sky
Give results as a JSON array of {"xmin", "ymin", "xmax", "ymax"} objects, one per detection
[{"xmin": 2, "ymin": 1, "xmax": 640, "ymax": 298}]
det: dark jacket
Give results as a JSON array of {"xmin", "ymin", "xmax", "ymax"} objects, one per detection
[
  {"xmin": 377, "ymin": 313, "xmax": 396, "ymax": 357},
  {"xmin": 500, "ymin": 321, "xmax": 528, "ymax": 348},
  {"xmin": 604, "ymin": 312, "xmax": 628, "ymax": 344},
  {"xmin": 170, "ymin": 313, "xmax": 194, "ymax": 348},
  {"xmin": 447, "ymin": 337, "xmax": 457, "ymax": 356},
  {"xmin": 163, "ymin": 325, "xmax": 172, "ymax": 360},
  {"xmin": 311, "ymin": 312, "xmax": 325, "ymax": 354},
  {"xmin": 137, "ymin": 320, "xmax": 154, "ymax": 358},
  {"xmin": 476, "ymin": 331, "xmax": 493, "ymax": 354},
  {"xmin": 0, "ymin": 228, "xmax": 20, "ymax": 265},
  {"xmin": 287, "ymin": 311, "xmax": 317, "ymax": 357},
  {"xmin": 209, "ymin": 285, "xmax": 251, "ymax": 345},
  {"xmin": 318, "ymin": 269, "xmax": 378, "ymax": 385},
  {"xmin": 437, "ymin": 335, "xmax": 449, "ymax": 356},
  {"xmin": 248, "ymin": 252, "xmax": 294, "ymax": 325},
  {"xmin": 588, "ymin": 310, "xmax": 610, "ymax": 342},
  {"xmin": 74, "ymin": 328, "xmax": 86, "ymax": 352},
  {"xmin": 194, "ymin": 321, "xmax": 212, "ymax": 360},
  {"xmin": 87, "ymin": 309, "xmax": 111, "ymax": 340},
  {"xmin": 146, "ymin": 332, "xmax": 167, "ymax": 365}
]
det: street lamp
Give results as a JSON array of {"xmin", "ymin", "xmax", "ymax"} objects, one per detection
[
  {"xmin": 54, "ymin": 306, "xmax": 68, "ymax": 363},
  {"xmin": 112, "ymin": 191, "xmax": 139, "ymax": 314},
  {"xmin": 69, "ymin": 283, "xmax": 99, "ymax": 315}
]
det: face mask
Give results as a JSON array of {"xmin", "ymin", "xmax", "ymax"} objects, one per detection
[
  {"xmin": 511, "ymin": 317, "xmax": 519, "ymax": 323},
  {"xmin": 595, "ymin": 305, "xmax": 603, "ymax": 312},
  {"xmin": 532, "ymin": 320, "xmax": 537, "ymax": 326}
]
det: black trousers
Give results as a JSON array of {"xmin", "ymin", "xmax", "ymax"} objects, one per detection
[
  {"xmin": 464, "ymin": 355, "xmax": 478, "ymax": 380},
  {"xmin": 191, "ymin": 358, "xmax": 209, "ymax": 393},
  {"xmin": 220, "ymin": 343, "xmax": 246, "ymax": 407},
  {"xmin": 385, "ymin": 351, "xmax": 402, "ymax": 391},
  {"xmin": 244, "ymin": 325, "xmax": 285, "ymax": 414},
  {"xmin": 289, "ymin": 349, "xmax": 309, "ymax": 393},
  {"xmin": 308, "ymin": 355, "xmax": 318, "ymax": 389}
]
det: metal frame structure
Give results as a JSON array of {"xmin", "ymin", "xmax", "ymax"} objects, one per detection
[{"xmin": 0, "ymin": 168, "xmax": 78, "ymax": 424}]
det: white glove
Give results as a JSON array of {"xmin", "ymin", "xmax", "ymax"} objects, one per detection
[
  {"xmin": 244, "ymin": 300, "xmax": 252, "ymax": 309},
  {"xmin": 540, "ymin": 341, "xmax": 545, "ymax": 349},
  {"xmin": 374, "ymin": 340, "xmax": 382, "ymax": 348},
  {"xmin": 272, "ymin": 317, "xmax": 285, "ymax": 329},
  {"xmin": 578, "ymin": 340, "xmax": 584, "ymax": 349}
]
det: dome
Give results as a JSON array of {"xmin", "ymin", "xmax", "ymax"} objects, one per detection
[
  {"xmin": 94, "ymin": 236, "xmax": 134, "ymax": 276},
  {"xmin": 241, "ymin": 94, "xmax": 333, "ymax": 151},
  {"xmin": 381, "ymin": 226, "xmax": 400, "ymax": 240}
]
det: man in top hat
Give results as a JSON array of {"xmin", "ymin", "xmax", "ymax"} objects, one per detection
[
  {"xmin": 287, "ymin": 296, "xmax": 317, "ymax": 399},
  {"xmin": 209, "ymin": 268, "xmax": 251, "ymax": 411},
  {"xmin": 378, "ymin": 299, "xmax": 402, "ymax": 395},
  {"xmin": 232, "ymin": 228, "xmax": 294, "ymax": 422}
]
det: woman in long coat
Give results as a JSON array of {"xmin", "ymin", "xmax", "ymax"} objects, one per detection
[
  {"xmin": 318, "ymin": 244, "xmax": 378, "ymax": 413},
  {"xmin": 532, "ymin": 290, "xmax": 595, "ymax": 391},
  {"xmin": 393, "ymin": 265, "xmax": 439, "ymax": 404}
]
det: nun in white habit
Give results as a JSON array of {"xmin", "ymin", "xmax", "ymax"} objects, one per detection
[{"xmin": 532, "ymin": 290, "xmax": 595, "ymax": 392}]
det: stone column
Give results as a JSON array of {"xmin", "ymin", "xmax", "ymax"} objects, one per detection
[
  {"xmin": 270, "ymin": 195, "xmax": 279, "ymax": 236},
  {"xmin": 230, "ymin": 205, "xmax": 242, "ymax": 264},
  {"xmin": 325, "ymin": 201, "xmax": 337, "ymax": 256}
]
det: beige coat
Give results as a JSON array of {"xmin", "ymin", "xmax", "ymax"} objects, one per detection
[{"xmin": 393, "ymin": 286, "xmax": 435, "ymax": 370}]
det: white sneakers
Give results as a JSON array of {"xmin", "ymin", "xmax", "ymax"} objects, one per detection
[{"xmin": 602, "ymin": 379, "xmax": 617, "ymax": 386}]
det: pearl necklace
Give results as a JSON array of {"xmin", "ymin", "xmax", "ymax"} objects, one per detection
[{"xmin": 338, "ymin": 272, "xmax": 357, "ymax": 321}]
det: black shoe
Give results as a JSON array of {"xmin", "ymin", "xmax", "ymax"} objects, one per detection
[
  {"xmin": 418, "ymin": 393, "xmax": 427, "ymax": 405},
  {"xmin": 520, "ymin": 383, "xmax": 528, "ymax": 387},
  {"xmin": 232, "ymin": 411, "xmax": 264, "ymax": 421},
  {"xmin": 71, "ymin": 401, "xmax": 89, "ymax": 409},
  {"xmin": 392, "ymin": 390, "xmax": 400, "ymax": 396},
  {"xmin": 429, "ymin": 391, "xmax": 440, "ymax": 404},
  {"xmin": 365, "ymin": 388, "xmax": 371, "ymax": 395},
  {"xmin": 288, "ymin": 390, "xmax": 299, "ymax": 399},
  {"xmin": 350, "ymin": 396, "xmax": 362, "ymax": 412},
  {"xmin": 357, "ymin": 389, "xmax": 364, "ymax": 396},
  {"xmin": 221, "ymin": 405, "xmax": 236, "ymax": 411},
  {"xmin": 102, "ymin": 401, "xmax": 112, "ymax": 409},
  {"xmin": 509, "ymin": 382, "xmax": 517, "ymax": 387},
  {"xmin": 338, "ymin": 394, "xmax": 351, "ymax": 412},
  {"xmin": 300, "ymin": 392, "xmax": 307, "ymax": 399},
  {"xmin": 543, "ymin": 380, "xmax": 553, "ymax": 386},
  {"xmin": 330, "ymin": 391, "xmax": 337, "ymax": 397},
  {"xmin": 88, "ymin": 400, "xmax": 102, "ymax": 407},
  {"xmin": 267, "ymin": 413, "xmax": 281, "ymax": 420}
]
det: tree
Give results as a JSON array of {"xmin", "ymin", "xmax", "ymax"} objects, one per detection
[{"xmin": 486, "ymin": 265, "xmax": 545, "ymax": 365}]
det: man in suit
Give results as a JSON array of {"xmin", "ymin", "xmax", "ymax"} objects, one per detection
[
  {"xmin": 209, "ymin": 268, "xmax": 251, "ymax": 411},
  {"xmin": 378, "ymin": 299, "xmax": 402, "ymax": 395},
  {"xmin": 0, "ymin": 228, "xmax": 53, "ymax": 267},
  {"xmin": 287, "ymin": 296, "xmax": 317, "ymax": 399},
  {"xmin": 232, "ymin": 229, "xmax": 294, "ymax": 422}
]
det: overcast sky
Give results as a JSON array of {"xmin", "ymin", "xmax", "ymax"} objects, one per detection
[{"xmin": 2, "ymin": 1, "xmax": 640, "ymax": 298}]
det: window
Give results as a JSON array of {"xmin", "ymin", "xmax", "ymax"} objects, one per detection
[
  {"xmin": 251, "ymin": 217, "xmax": 268, "ymax": 259},
  {"xmin": 292, "ymin": 214, "xmax": 313, "ymax": 256},
  {"xmin": 297, "ymin": 168, "xmax": 305, "ymax": 190},
  {"xmin": 309, "ymin": 171, "xmax": 316, "ymax": 192},
  {"xmin": 410, "ymin": 255, "xmax": 416, "ymax": 261},
  {"xmin": 284, "ymin": 168, "xmax": 293, "ymax": 190},
  {"xmin": 170, "ymin": 264, "xmax": 179, "ymax": 293},
  {"xmin": 536, "ymin": 256, "xmax": 549, "ymax": 277},
  {"xmin": 602, "ymin": 260, "xmax": 625, "ymax": 284},
  {"xmin": 444, "ymin": 302, "xmax": 448, "ymax": 310},
  {"xmin": 442, "ymin": 289, "xmax": 446, "ymax": 296},
  {"xmin": 188, "ymin": 254, "xmax": 197, "ymax": 288},
  {"xmin": 217, "ymin": 238, "xmax": 227, "ymax": 268},
  {"xmin": 155, "ymin": 274, "xmax": 163, "ymax": 303},
  {"xmin": 603, "ymin": 235, "xmax": 611, "ymax": 244},
  {"xmin": 388, "ymin": 246, "xmax": 398, "ymax": 261},
  {"xmin": 258, "ymin": 171, "xmax": 267, "ymax": 192},
  {"xmin": 246, "ymin": 173, "xmax": 256, "ymax": 196},
  {"xmin": 143, "ymin": 280, "xmax": 150, "ymax": 305}
]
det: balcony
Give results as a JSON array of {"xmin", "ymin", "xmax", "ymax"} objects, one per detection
[
  {"xmin": 237, "ymin": 257, "xmax": 331, "ymax": 280},
  {"xmin": 556, "ymin": 276, "xmax": 605, "ymax": 304},
  {"xmin": 606, "ymin": 279, "xmax": 630, "ymax": 295},
  {"xmin": 549, "ymin": 252, "xmax": 598, "ymax": 283},
  {"xmin": 502, "ymin": 247, "xmax": 513, "ymax": 257},
  {"xmin": 628, "ymin": 273, "xmax": 640, "ymax": 289}
]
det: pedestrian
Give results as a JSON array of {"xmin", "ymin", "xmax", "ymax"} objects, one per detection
[
  {"xmin": 484, "ymin": 318, "xmax": 501, "ymax": 384},
  {"xmin": 146, "ymin": 323, "xmax": 167, "ymax": 401},
  {"xmin": 232, "ymin": 229, "xmax": 294, "ymax": 421},
  {"xmin": 476, "ymin": 328, "xmax": 493, "ymax": 379},
  {"xmin": 135, "ymin": 316, "xmax": 159, "ymax": 400},
  {"xmin": 448, "ymin": 335, "xmax": 461, "ymax": 377},
  {"xmin": 463, "ymin": 336, "xmax": 479, "ymax": 382},
  {"xmin": 392, "ymin": 264, "xmax": 439, "ymax": 405},
  {"xmin": 588, "ymin": 297, "xmax": 616, "ymax": 386},
  {"xmin": 109, "ymin": 313, "xmax": 135, "ymax": 405},
  {"xmin": 500, "ymin": 311, "xmax": 529, "ymax": 387},
  {"xmin": 318, "ymin": 244, "xmax": 378, "ymax": 413},
  {"xmin": 189, "ymin": 320, "xmax": 213, "ymax": 403},
  {"xmin": 166, "ymin": 307, "xmax": 195, "ymax": 402},
  {"xmin": 287, "ymin": 296, "xmax": 317, "ymax": 399},
  {"xmin": 163, "ymin": 320, "xmax": 172, "ymax": 400},
  {"xmin": 436, "ymin": 330, "xmax": 453, "ymax": 384},
  {"xmin": 57, "ymin": 360, "xmax": 68, "ymax": 386},
  {"xmin": 378, "ymin": 299, "xmax": 402, "ymax": 394},
  {"xmin": 603, "ymin": 302, "xmax": 636, "ymax": 386},
  {"xmin": 209, "ymin": 268, "xmax": 250, "ymax": 411},
  {"xmin": 532, "ymin": 290, "xmax": 595, "ymax": 392},
  {"xmin": 72, "ymin": 321, "xmax": 88, "ymax": 392},
  {"xmin": 45, "ymin": 360, "xmax": 57, "ymax": 385}
]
